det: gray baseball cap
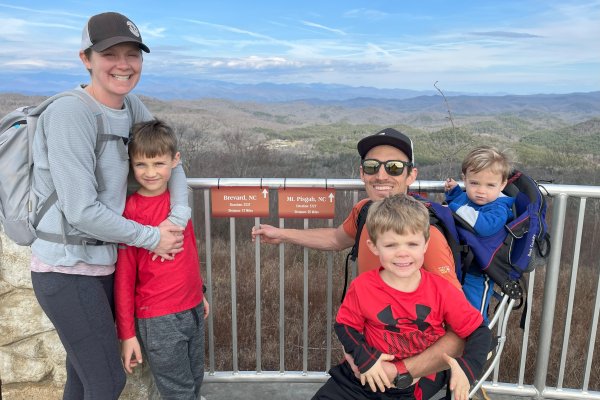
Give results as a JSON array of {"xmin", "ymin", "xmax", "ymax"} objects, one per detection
[{"xmin": 81, "ymin": 12, "xmax": 150, "ymax": 53}]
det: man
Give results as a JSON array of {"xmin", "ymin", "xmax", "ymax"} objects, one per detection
[{"xmin": 252, "ymin": 128, "xmax": 464, "ymax": 385}]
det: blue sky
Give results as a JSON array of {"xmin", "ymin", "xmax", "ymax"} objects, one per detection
[{"xmin": 0, "ymin": 0, "xmax": 599, "ymax": 94}]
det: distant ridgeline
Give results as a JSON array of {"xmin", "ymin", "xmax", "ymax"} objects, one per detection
[{"xmin": 1, "ymin": 90, "xmax": 599, "ymax": 184}]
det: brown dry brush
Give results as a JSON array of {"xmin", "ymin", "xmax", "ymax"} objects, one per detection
[{"xmin": 202, "ymin": 235, "xmax": 349, "ymax": 372}]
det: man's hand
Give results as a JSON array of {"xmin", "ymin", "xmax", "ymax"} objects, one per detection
[
  {"xmin": 152, "ymin": 221, "xmax": 184, "ymax": 261},
  {"xmin": 445, "ymin": 178, "xmax": 458, "ymax": 192},
  {"xmin": 360, "ymin": 353, "xmax": 394, "ymax": 392},
  {"xmin": 251, "ymin": 224, "xmax": 284, "ymax": 244},
  {"xmin": 443, "ymin": 353, "xmax": 470, "ymax": 400},
  {"xmin": 121, "ymin": 337, "xmax": 143, "ymax": 374}
]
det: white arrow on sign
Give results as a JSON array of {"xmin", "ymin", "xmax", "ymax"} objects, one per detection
[
  {"xmin": 328, "ymin": 193, "xmax": 335, "ymax": 202},
  {"xmin": 262, "ymin": 189, "xmax": 268, "ymax": 198}
]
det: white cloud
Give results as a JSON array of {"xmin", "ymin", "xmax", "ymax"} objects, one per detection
[
  {"xmin": 343, "ymin": 8, "xmax": 389, "ymax": 20},
  {"xmin": 180, "ymin": 19, "xmax": 277, "ymax": 42},
  {"xmin": 300, "ymin": 20, "xmax": 346, "ymax": 36},
  {"xmin": 3, "ymin": 58, "xmax": 75, "ymax": 69},
  {"xmin": 138, "ymin": 24, "xmax": 167, "ymax": 39},
  {"xmin": 191, "ymin": 56, "xmax": 302, "ymax": 70}
]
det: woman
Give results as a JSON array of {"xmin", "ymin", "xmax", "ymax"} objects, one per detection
[{"xmin": 30, "ymin": 12, "xmax": 190, "ymax": 399}]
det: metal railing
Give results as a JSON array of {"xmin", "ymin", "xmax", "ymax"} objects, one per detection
[{"xmin": 189, "ymin": 178, "xmax": 600, "ymax": 400}]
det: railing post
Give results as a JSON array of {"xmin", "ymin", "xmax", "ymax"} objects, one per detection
[
  {"xmin": 557, "ymin": 198, "xmax": 586, "ymax": 388},
  {"xmin": 326, "ymin": 219, "xmax": 334, "ymax": 371},
  {"xmin": 278, "ymin": 218, "xmax": 285, "ymax": 373},
  {"xmin": 255, "ymin": 216, "xmax": 262, "ymax": 373},
  {"xmin": 230, "ymin": 217, "xmax": 239, "ymax": 373},
  {"xmin": 303, "ymin": 218, "xmax": 309, "ymax": 374},
  {"xmin": 534, "ymin": 193, "xmax": 568, "ymax": 396},
  {"xmin": 203, "ymin": 189, "xmax": 215, "ymax": 374}
]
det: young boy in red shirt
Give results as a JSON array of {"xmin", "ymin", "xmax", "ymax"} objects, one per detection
[
  {"xmin": 313, "ymin": 194, "xmax": 491, "ymax": 400},
  {"xmin": 115, "ymin": 119, "xmax": 209, "ymax": 400}
]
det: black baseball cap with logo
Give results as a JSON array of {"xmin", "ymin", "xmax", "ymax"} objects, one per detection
[
  {"xmin": 357, "ymin": 128, "xmax": 414, "ymax": 163},
  {"xmin": 81, "ymin": 12, "xmax": 150, "ymax": 53}
]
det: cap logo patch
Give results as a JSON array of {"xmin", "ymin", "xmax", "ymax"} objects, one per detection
[{"xmin": 127, "ymin": 21, "xmax": 140, "ymax": 37}]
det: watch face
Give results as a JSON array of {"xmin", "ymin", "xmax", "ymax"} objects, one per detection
[{"xmin": 394, "ymin": 373, "xmax": 413, "ymax": 389}]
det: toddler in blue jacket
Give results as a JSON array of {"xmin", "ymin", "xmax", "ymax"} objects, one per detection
[{"xmin": 445, "ymin": 145, "xmax": 514, "ymax": 321}]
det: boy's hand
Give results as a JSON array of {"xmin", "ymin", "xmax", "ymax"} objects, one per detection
[
  {"xmin": 360, "ymin": 353, "xmax": 394, "ymax": 392},
  {"xmin": 121, "ymin": 337, "xmax": 143, "ymax": 374},
  {"xmin": 445, "ymin": 178, "xmax": 458, "ymax": 192},
  {"xmin": 203, "ymin": 296, "xmax": 210, "ymax": 319},
  {"xmin": 345, "ymin": 352, "xmax": 395, "ymax": 381},
  {"xmin": 443, "ymin": 353, "xmax": 470, "ymax": 400}
]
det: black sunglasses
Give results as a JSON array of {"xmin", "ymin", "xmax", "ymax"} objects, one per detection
[{"xmin": 361, "ymin": 159, "xmax": 412, "ymax": 176}]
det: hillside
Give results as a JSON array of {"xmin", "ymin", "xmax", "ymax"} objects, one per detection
[{"xmin": 2, "ymin": 91, "xmax": 599, "ymax": 185}]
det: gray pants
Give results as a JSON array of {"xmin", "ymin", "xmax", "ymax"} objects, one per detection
[
  {"xmin": 137, "ymin": 303, "xmax": 205, "ymax": 400},
  {"xmin": 31, "ymin": 272, "xmax": 126, "ymax": 400}
]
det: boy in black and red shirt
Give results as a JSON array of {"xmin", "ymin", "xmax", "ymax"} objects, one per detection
[{"xmin": 313, "ymin": 194, "xmax": 491, "ymax": 400}]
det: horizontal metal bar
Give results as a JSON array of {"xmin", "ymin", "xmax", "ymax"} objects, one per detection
[
  {"xmin": 542, "ymin": 388, "xmax": 600, "ymax": 400},
  {"xmin": 204, "ymin": 371, "xmax": 330, "ymax": 383},
  {"xmin": 186, "ymin": 178, "xmax": 600, "ymax": 198},
  {"xmin": 475, "ymin": 382, "xmax": 538, "ymax": 397}
]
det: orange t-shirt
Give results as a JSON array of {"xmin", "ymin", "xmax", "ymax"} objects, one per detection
[{"xmin": 342, "ymin": 198, "xmax": 462, "ymax": 290}]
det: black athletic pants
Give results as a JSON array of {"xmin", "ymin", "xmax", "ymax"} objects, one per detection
[
  {"xmin": 31, "ymin": 272, "xmax": 126, "ymax": 400},
  {"xmin": 312, "ymin": 361, "xmax": 448, "ymax": 400}
]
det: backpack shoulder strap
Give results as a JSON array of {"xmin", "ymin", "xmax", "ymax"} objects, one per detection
[
  {"xmin": 414, "ymin": 195, "xmax": 466, "ymax": 283},
  {"xmin": 33, "ymin": 89, "xmax": 111, "ymax": 246},
  {"xmin": 30, "ymin": 89, "xmax": 108, "ymax": 145},
  {"xmin": 341, "ymin": 199, "xmax": 373, "ymax": 302},
  {"xmin": 349, "ymin": 200, "xmax": 373, "ymax": 262},
  {"xmin": 61, "ymin": 89, "xmax": 113, "ymax": 147}
]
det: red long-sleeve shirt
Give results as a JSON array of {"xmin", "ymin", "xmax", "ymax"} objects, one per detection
[{"xmin": 115, "ymin": 190, "xmax": 203, "ymax": 340}]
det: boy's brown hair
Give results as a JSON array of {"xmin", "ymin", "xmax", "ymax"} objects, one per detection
[
  {"xmin": 461, "ymin": 145, "xmax": 512, "ymax": 181},
  {"xmin": 129, "ymin": 119, "xmax": 178, "ymax": 159},
  {"xmin": 366, "ymin": 194, "xmax": 430, "ymax": 244}
]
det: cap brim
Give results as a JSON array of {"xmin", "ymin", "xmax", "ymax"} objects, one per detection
[{"xmin": 90, "ymin": 37, "xmax": 150, "ymax": 53}]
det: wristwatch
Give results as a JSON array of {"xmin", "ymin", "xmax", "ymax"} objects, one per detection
[{"xmin": 393, "ymin": 371, "xmax": 414, "ymax": 389}]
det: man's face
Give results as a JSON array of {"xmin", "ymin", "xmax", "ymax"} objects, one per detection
[{"xmin": 360, "ymin": 145, "xmax": 417, "ymax": 201}]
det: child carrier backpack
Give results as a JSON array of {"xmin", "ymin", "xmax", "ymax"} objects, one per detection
[
  {"xmin": 454, "ymin": 170, "xmax": 550, "ymax": 299},
  {"xmin": 342, "ymin": 195, "xmax": 463, "ymax": 300},
  {"xmin": 0, "ymin": 89, "xmax": 128, "ymax": 246},
  {"xmin": 453, "ymin": 170, "xmax": 551, "ymax": 300}
]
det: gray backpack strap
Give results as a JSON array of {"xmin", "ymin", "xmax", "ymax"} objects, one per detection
[{"xmin": 34, "ymin": 89, "xmax": 118, "ymax": 246}]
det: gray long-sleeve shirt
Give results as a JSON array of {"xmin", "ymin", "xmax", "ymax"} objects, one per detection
[{"xmin": 31, "ymin": 87, "xmax": 190, "ymax": 267}]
